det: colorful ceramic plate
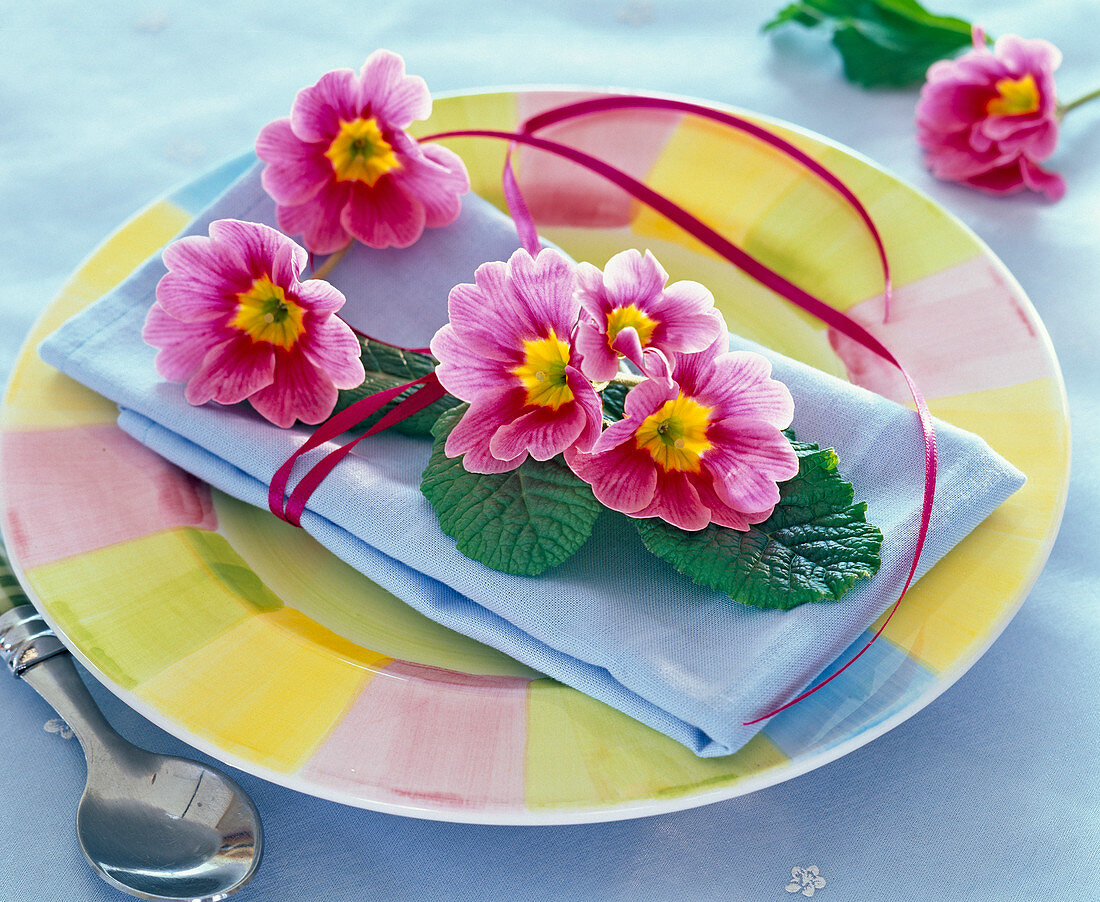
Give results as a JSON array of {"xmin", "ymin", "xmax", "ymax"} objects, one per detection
[{"xmin": 0, "ymin": 90, "xmax": 1069, "ymax": 824}]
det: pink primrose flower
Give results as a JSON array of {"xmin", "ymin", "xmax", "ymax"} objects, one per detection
[
  {"xmin": 565, "ymin": 333, "xmax": 799, "ymax": 532},
  {"xmin": 916, "ymin": 28, "xmax": 1065, "ymax": 200},
  {"xmin": 256, "ymin": 49, "xmax": 470, "ymax": 252},
  {"xmin": 145, "ymin": 219, "xmax": 365, "ymax": 428},
  {"xmin": 429, "ymin": 248, "xmax": 603, "ymax": 474},
  {"xmin": 575, "ymin": 248, "xmax": 725, "ymax": 383}
]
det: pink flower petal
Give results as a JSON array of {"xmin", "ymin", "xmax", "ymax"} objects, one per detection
[
  {"xmin": 430, "ymin": 323, "xmax": 518, "ymax": 400},
  {"xmin": 256, "ymin": 119, "xmax": 332, "ymax": 206},
  {"xmin": 143, "ymin": 304, "xmax": 226, "ymax": 382},
  {"xmin": 575, "ymin": 261, "xmax": 609, "ymax": 320},
  {"xmin": 589, "ymin": 415, "xmax": 644, "ymax": 454},
  {"xmin": 698, "ymin": 352, "xmax": 794, "ymax": 428},
  {"xmin": 654, "ymin": 287, "xmax": 724, "ymax": 352},
  {"xmin": 361, "ymin": 49, "xmax": 432, "ymax": 127},
  {"xmin": 396, "ymin": 143, "xmax": 470, "ymax": 228},
  {"xmin": 575, "ymin": 317, "xmax": 620, "ymax": 382},
  {"xmin": 667, "ymin": 331, "xmax": 730, "ymax": 396},
  {"xmin": 622, "ymin": 376, "xmax": 676, "ymax": 421},
  {"xmin": 704, "ymin": 420, "xmax": 799, "ymax": 511},
  {"xmin": 470, "ymin": 257, "xmax": 548, "ymax": 343},
  {"xmin": 445, "ymin": 391, "xmax": 529, "ymax": 474},
  {"xmin": 507, "ymin": 248, "xmax": 579, "ymax": 339},
  {"xmin": 275, "ymin": 179, "xmax": 354, "ymax": 254},
  {"xmin": 610, "ymin": 325, "xmax": 646, "ymax": 370},
  {"xmin": 693, "ymin": 479, "xmax": 759, "ymax": 531},
  {"xmin": 565, "ymin": 365, "xmax": 603, "ymax": 453},
  {"xmin": 963, "ymin": 156, "xmax": 1066, "ymax": 200},
  {"xmin": 980, "ymin": 113, "xmax": 1046, "ymax": 146},
  {"xmin": 639, "ymin": 347, "xmax": 674, "ymax": 387},
  {"xmin": 920, "ymin": 83, "xmax": 997, "ymax": 131},
  {"xmin": 290, "ymin": 68, "xmax": 362, "ymax": 144},
  {"xmin": 299, "ymin": 316, "xmax": 365, "ymax": 389},
  {"xmin": 154, "ymin": 271, "xmax": 235, "ymax": 323},
  {"xmin": 602, "ymin": 248, "xmax": 667, "ymax": 306},
  {"xmin": 635, "ymin": 469, "xmax": 710, "ymax": 531},
  {"xmin": 922, "ymin": 134, "xmax": 1003, "ymax": 180},
  {"xmin": 210, "ymin": 219, "xmax": 305, "ymax": 283},
  {"xmin": 567, "ymin": 442, "xmax": 656, "ymax": 515},
  {"xmin": 291, "ymin": 272, "xmax": 347, "ymax": 315},
  {"xmin": 342, "ymin": 177, "xmax": 426, "ymax": 249},
  {"xmin": 184, "ymin": 335, "xmax": 275, "ymax": 407},
  {"xmin": 442, "ymin": 281, "xmax": 530, "ymax": 363},
  {"xmin": 1018, "ymin": 157, "xmax": 1067, "ymax": 200},
  {"xmin": 489, "ymin": 397, "xmax": 586, "ymax": 462},
  {"xmin": 689, "ymin": 345, "xmax": 768, "ymax": 395},
  {"xmin": 993, "ymin": 34, "xmax": 1062, "ymax": 76},
  {"xmin": 158, "ymin": 235, "xmax": 249, "ymax": 319},
  {"xmin": 249, "ymin": 347, "xmax": 339, "ymax": 427}
]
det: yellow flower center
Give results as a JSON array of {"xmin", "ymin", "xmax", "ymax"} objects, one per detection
[
  {"xmin": 986, "ymin": 73, "xmax": 1041, "ymax": 116},
  {"xmin": 606, "ymin": 304, "xmax": 658, "ymax": 350},
  {"xmin": 230, "ymin": 276, "xmax": 306, "ymax": 350},
  {"xmin": 634, "ymin": 394, "xmax": 713, "ymax": 473},
  {"xmin": 512, "ymin": 331, "xmax": 574, "ymax": 409},
  {"xmin": 324, "ymin": 117, "xmax": 402, "ymax": 185}
]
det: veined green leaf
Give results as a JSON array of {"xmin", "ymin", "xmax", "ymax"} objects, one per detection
[
  {"xmin": 763, "ymin": 0, "xmax": 974, "ymax": 87},
  {"xmin": 332, "ymin": 336, "xmax": 461, "ymax": 437},
  {"xmin": 421, "ymin": 405, "xmax": 603, "ymax": 576},
  {"xmin": 635, "ymin": 434, "xmax": 882, "ymax": 609},
  {"xmin": 599, "ymin": 380, "xmax": 630, "ymax": 424}
]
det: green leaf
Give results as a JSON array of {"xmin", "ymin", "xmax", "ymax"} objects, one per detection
[
  {"xmin": 599, "ymin": 380, "xmax": 630, "ymax": 424},
  {"xmin": 635, "ymin": 436, "xmax": 882, "ymax": 609},
  {"xmin": 763, "ymin": 0, "xmax": 974, "ymax": 87},
  {"xmin": 763, "ymin": 1, "xmax": 824, "ymax": 30},
  {"xmin": 421, "ymin": 404, "xmax": 603, "ymax": 576},
  {"xmin": 332, "ymin": 336, "xmax": 461, "ymax": 437}
]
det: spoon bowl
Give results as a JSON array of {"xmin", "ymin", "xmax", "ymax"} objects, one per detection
[
  {"xmin": 77, "ymin": 752, "xmax": 262, "ymax": 901},
  {"xmin": 1, "ymin": 604, "xmax": 263, "ymax": 901}
]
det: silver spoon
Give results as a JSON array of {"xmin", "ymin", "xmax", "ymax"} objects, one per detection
[{"xmin": 0, "ymin": 604, "xmax": 263, "ymax": 901}]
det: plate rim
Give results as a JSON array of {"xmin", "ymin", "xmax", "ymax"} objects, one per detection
[{"xmin": 0, "ymin": 85, "xmax": 1071, "ymax": 824}]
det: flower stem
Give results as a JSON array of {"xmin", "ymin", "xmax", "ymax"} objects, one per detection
[
  {"xmin": 1057, "ymin": 85, "xmax": 1100, "ymax": 119},
  {"xmin": 608, "ymin": 372, "xmax": 647, "ymax": 388},
  {"xmin": 309, "ymin": 241, "xmax": 353, "ymax": 281}
]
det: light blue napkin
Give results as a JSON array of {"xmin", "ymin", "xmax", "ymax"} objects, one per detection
[{"xmin": 39, "ymin": 163, "xmax": 1024, "ymax": 757}]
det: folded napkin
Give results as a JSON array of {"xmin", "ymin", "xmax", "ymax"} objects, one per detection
[{"xmin": 40, "ymin": 162, "xmax": 1024, "ymax": 756}]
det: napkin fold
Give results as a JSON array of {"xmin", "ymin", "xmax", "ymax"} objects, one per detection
[{"xmin": 39, "ymin": 162, "xmax": 1024, "ymax": 756}]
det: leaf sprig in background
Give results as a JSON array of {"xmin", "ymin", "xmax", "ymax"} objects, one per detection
[{"xmin": 764, "ymin": 0, "xmax": 976, "ymax": 87}]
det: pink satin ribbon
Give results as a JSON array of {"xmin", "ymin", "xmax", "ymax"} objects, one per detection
[
  {"xmin": 268, "ymin": 98, "xmax": 935, "ymax": 728},
  {"xmin": 421, "ymin": 102, "xmax": 937, "ymax": 725},
  {"xmin": 517, "ymin": 95, "xmax": 895, "ymax": 320},
  {"xmin": 268, "ymin": 373, "xmax": 445, "ymax": 526},
  {"xmin": 345, "ymin": 323, "xmax": 431, "ymax": 356}
]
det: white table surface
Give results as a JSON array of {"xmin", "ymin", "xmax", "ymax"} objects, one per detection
[{"xmin": 2, "ymin": 1, "xmax": 1097, "ymax": 899}]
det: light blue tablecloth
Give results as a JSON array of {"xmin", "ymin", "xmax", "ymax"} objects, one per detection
[{"xmin": 3, "ymin": 1, "xmax": 1097, "ymax": 899}]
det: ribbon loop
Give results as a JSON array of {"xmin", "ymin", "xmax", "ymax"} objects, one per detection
[
  {"xmin": 517, "ymin": 94, "xmax": 894, "ymax": 321},
  {"xmin": 268, "ymin": 372, "xmax": 440, "ymax": 522},
  {"xmin": 265, "ymin": 100, "xmax": 935, "ymax": 727},
  {"xmin": 419, "ymin": 111, "xmax": 936, "ymax": 724},
  {"xmin": 281, "ymin": 374, "xmax": 446, "ymax": 527}
]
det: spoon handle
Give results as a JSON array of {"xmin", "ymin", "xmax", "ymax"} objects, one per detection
[
  {"xmin": 0, "ymin": 605, "xmax": 132, "ymax": 763},
  {"xmin": 0, "ymin": 604, "xmax": 67, "ymax": 675}
]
